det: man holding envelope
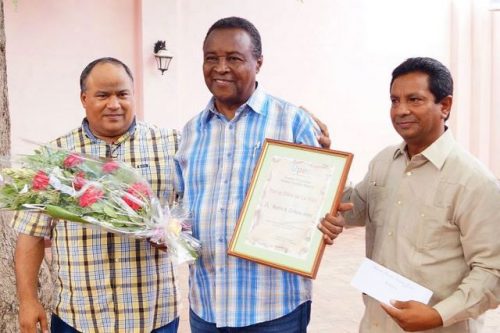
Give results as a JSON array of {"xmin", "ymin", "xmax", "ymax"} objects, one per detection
[
  {"xmin": 344, "ymin": 57, "xmax": 500, "ymax": 332},
  {"xmin": 175, "ymin": 17, "xmax": 349, "ymax": 332}
]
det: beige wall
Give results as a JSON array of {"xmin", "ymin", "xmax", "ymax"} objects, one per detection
[
  {"xmin": 167, "ymin": 0, "xmax": 452, "ymax": 182},
  {"xmin": 4, "ymin": 0, "xmax": 499, "ymax": 181},
  {"xmin": 4, "ymin": 0, "xmax": 138, "ymax": 152}
]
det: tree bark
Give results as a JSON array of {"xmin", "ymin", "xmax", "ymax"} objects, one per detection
[
  {"xmin": 0, "ymin": 2, "xmax": 53, "ymax": 331},
  {"xmin": 0, "ymin": 1, "xmax": 10, "ymax": 158}
]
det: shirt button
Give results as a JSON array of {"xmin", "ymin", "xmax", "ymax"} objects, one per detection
[
  {"xmin": 397, "ymin": 200, "xmax": 402, "ymax": 205},
  {"xmin": 218, "ymin": 237, "xmax": 224, "ymax": 243},
  {"xmin": 421, "ymin": 213, "xmax": 425, "ymax": 217},
  {"xmin": 228, "ymin": 125, "xmax": 234, "ymax": 130},
  {"xmin": 388, "ymin": 231, "xmax": 393, "ymax": 236},
  {"xmin": 406, "ymin": 171, "xmax": 412, "ymax": 176}
]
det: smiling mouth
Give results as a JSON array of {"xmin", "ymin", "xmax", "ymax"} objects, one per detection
[
  {"xmin": 396, "ymin": 121, "xmax": 417, "ymax": 129},
  {"xmin": 104, "ymin": 114, "xmax": 124, "ymax": 119},
  {"xmin": 213, "ymin": 78, "xmax": 232, "ymax": 83}
]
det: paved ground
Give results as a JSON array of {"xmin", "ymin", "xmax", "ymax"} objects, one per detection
[{"xmin": 176, "ymin": 228, "xmax": 500, "ymax": 332}]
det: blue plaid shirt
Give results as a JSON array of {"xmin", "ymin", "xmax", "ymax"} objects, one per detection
[{"xmin": 175, "ymin": 86, "xmax": 319, "ymax": 327}]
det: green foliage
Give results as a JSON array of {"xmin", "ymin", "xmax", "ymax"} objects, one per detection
[
  {"xmin": 0, "ymin": 146, "xmax": 155, "ymax": 229},
  {"xmin": 0, "ymin": 146, "xmax": 201, "ymax": 263}
]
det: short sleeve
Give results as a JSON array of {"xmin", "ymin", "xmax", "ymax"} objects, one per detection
[{"xmin": 10, "ymin": 210, "xmax": 53, "ymax": 238}]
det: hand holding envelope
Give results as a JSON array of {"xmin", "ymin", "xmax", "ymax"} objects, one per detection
[
  {"xmin": 380, "ymin": 299, "xmax": 443, "ymax": 332},
  {"xmin": 351, "ymin": 258, "xmax": 443, "ymax": 331}
]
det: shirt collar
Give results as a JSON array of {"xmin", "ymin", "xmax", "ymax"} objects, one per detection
[
  {"xmin": 393, "ymin": 128, "xmax": 455, "ymax": 170},
  {"xmin": 201, "ymin": 83, "xmax": 267, "ymax": 124},
  {"xmin": 82, "ymin": 117, "xmax": 137, "ymax": 144}
]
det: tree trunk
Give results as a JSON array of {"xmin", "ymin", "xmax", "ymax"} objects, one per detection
[
  {"xmin": 0, "ymin": 1, "xmax": 10, "ymax": 157},
  {"xmin": 0, "ymin": 2, "xmax": 53, "ymax": 331}
]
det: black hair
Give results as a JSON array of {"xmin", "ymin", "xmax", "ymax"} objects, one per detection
[
  {"xmin": 391, "ymin": 57, "xmax": 453, "ymax": 103},
  {"xmin": 204, "ymin": 16, "xmax": 262, "ymax": 59},
  {"xmin": 80, "ymin": 57, "xmax": 134, "ymax": 93}
]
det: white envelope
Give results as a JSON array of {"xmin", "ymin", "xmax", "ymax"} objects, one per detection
[{"xmin": 350, "ymin": 258, "xmax": 433, "ymax": 305}]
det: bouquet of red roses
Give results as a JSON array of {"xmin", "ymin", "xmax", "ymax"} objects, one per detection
[{"xmin": 0, "ymin": 146, "xmax": 200, "ymax": 264}]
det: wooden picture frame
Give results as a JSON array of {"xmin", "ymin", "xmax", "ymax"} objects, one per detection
[{"xmin": 228, "ymin": 139, "xmax": 353, "ymax": 279}]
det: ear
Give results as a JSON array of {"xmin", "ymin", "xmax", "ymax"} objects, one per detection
[
  {"xmin": 80, "ymin": 92, "xmax": 87, "ymax": 108},
  {"xmin": 439, "ymin": 95, "xmax": 452, "ymax": 120},
  {"xmin": 255, "ymin": 56, "xmax": 263, "ymax": 74}
]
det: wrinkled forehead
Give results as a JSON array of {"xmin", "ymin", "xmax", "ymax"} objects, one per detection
[
  {"xmin": 391, "ymin": 72, "xmax": 431, "ymax": 94},
  {"xmin": 203, "ymin": 28, "xmax": 254, "ymax": 54},
  {"xmin": 85, "ymin": 63, "xmax": 134, "ymax": 90}
]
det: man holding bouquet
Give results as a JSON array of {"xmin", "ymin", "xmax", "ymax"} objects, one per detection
[
  {"xmin": 175, "ymin": 17, "xmax": 350, "ymax": 332},
  {"xmin": 12, "ymin": 58, "xmax": 181, "ymax": 332}
]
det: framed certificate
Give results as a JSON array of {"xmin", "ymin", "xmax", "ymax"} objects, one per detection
[{"xmin": 228, "ymin": 139, "xmax": 353, "ymax": 279}]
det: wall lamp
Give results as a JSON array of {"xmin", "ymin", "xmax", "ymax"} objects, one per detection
[{"xmin": 154, "ymin": 40, "xmax": 173, "ymax": 75}]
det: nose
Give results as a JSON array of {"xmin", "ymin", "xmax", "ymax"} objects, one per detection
[
  {"xmin": 106, "ymin": 95, "xmax": 120, "ymax": 110},
  {"xmin": 392, "ymin": 102, "xmax": 410, "ymax": 116},
  {"xmin": 214, "ymin": 57, "xmax": 229, "ymax": 73}
]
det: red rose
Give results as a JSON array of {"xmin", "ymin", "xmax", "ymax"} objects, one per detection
[
  {"xmin": 122, "ymin": 182, "xmax": 152, "ymax": 211},
  {"xmin": 32, "ymin": 170, "xmax": 50, "ymax": 190},
  {"xmin": 79, "ymin": 187, "xmax": 104, "ymax": 207},
  {"xmin": 63, "ymin": 153, "xmax": 84, "ymax": 168},
  {"xmin": 102, "ymin": 161, "xmax": 120, "ymax": 173},
  {"xmin": 123, "ymin": 194, "xmax": 142, "ymax": 211},
  {"xmin": 73, "ymin": 171, "xmax": 86, "ymax": 190},
  {"xmin": 128, "ymin": 182, "xmax": 153, "ymax": 198}
]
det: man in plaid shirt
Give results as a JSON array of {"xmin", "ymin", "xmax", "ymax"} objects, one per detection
[{"xmin": 12, "ymin": 58, "xmax": 180, "ymax": 333}]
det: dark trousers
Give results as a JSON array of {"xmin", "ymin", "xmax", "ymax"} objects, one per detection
[
  {"xmin": 50, "ymin": 313, "xmax": 179, "ymax": 333},
  {"xmin": 190, "ymin": 301, "xmax": 311, "ymax": 333}
]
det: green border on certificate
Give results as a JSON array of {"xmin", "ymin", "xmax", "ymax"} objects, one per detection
[{"xmin": 228, "ymin": 139, "xmax": 353, "ymax": 279}]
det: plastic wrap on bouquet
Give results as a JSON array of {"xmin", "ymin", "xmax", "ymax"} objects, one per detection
[
  {"xmin": 149, "ymin": 203, "xmax": 201, "ymax": 265},
  {"xmin": 0, "ymin": 145, "xmax": 201, "ymax": 264}
]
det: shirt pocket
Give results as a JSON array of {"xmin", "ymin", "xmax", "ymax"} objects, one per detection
[
  {"xmin": 234, "ymin": 141, "xmax": 261, "ymax": 163},
  {"xmin": 367, "ymin": 183, "xmax": 388, "ymax": 227},
  {"xmin": 417, "ymin": 204, "xmax": 458, "ymax": 250},
  {"xmin": 233, "ymin": 141, "xmax": 262, "ymax": 187}
]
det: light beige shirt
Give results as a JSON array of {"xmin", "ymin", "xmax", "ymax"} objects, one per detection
[{"xmin": 345, "ymin": 130, "xmax": 500, "ymax": 333}]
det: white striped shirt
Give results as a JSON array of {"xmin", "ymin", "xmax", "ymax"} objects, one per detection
[{"xmin": 175, "ymin": 86, "xmax": 319, "ymax": 327}]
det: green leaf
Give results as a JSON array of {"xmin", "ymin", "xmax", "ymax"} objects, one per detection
[
  {"xmin": 45, "ymin": 205, "xmax": 87, "ymax": 223},
  {"xmin": 103, "ymin": 205, "xmax": 118, "ymax": 218}
]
